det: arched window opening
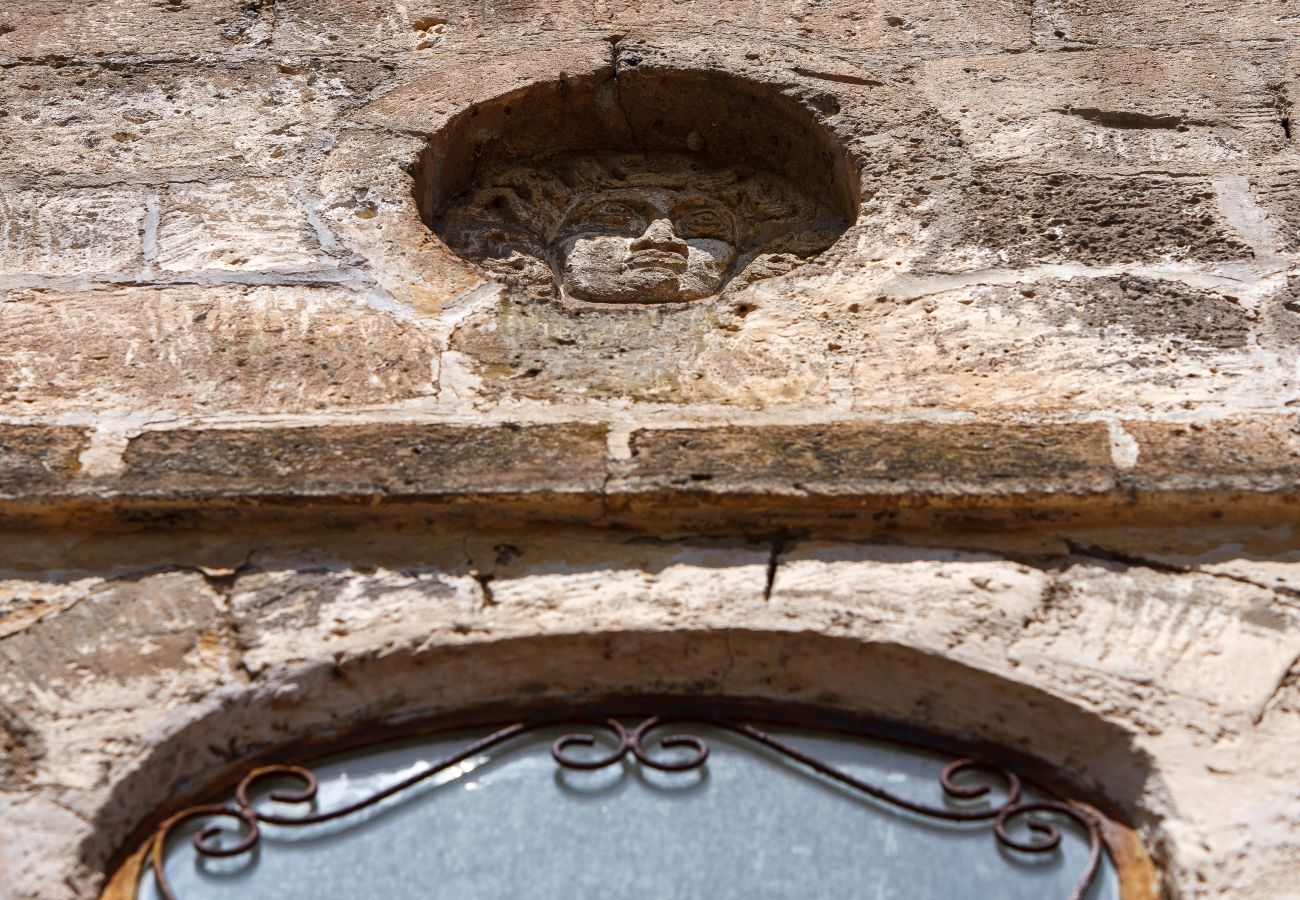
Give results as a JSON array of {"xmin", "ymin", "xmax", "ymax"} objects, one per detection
[{"xmin": 117, "ymin": 705, "xmax": 1146, "ymax": 900}]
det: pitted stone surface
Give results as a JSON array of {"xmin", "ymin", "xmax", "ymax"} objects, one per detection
[
  {"xmin": 2, "ymin": 2, "xmax": 1300, "ymax": 899},
  {"xmin": 0, "ymin": 286, "xmax": 436, "ymax": 414},
  {"xmin": 0, "ymin": 187, "xmax": 147, "ymax": 279},
  {"xmin": 1, "ymin": 527, "xmax": 1298, "ymax": 899}
]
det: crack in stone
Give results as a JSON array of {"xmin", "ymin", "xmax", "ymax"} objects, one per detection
[
  {"xmin": 791, "ymin": 66, "xmax": 884, "ymax": 87},
  {"xmin": 1064, "ymin": 539, "xmax": 1300, "ymax": 600},
  {"xmin": 46, "ymin": 796, "xmax": 95, "ymax": 826},
  {"xmin": 605, "ymin": 33, "xmax": 642, "ymax": 149},
  {"xmin": 190, "ymin": 554, "xmax": 257, "ymax": 683},
  {"xmin": 1254, "ymin": 653, "xmax": 1300, "ymax": 725},
  {"xmin": 763, "ymin": 539, "xmax": 785, "ymax": 601},
  {"xmin": 1063, "ymin": 539, "xmax": 1190, "ymax": 575},
  {"xmin": 718, "ymin": 629, "xmax": 736, "ymax": 691},
  {"xmin": 471, "ymin": 568, "xmax": 497, "ymax": 609},
  {"xmin": 1050, "ymin": 107, "xmax": 1211, "ymax": 131}
]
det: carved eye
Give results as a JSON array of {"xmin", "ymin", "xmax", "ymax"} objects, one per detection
[
  {"xmin": 676, "ymin": 209, "xmax": 732, "ymax": 241},
  {"xmin": 583, "ymin": 200, "xmax": 647, "ymax": 235}
]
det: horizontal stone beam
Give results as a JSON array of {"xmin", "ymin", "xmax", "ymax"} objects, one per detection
[{"xmin": 4, "ymin": 418, "xmax": 1299, "ymax": 531}]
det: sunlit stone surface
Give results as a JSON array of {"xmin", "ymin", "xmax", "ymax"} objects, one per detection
[{"xmin": 2, "ymin": 3, "xmax": 1299, "ymax": 899}]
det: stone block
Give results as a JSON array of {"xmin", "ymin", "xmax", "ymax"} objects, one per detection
[
  {"xmin": 449, "ymin": 294, "xmax": 829, "ymax": 407},
  {"xmin": 231, "ymin": 567, "xmax": 480, "ymax": 675},
  {"xmin": 0, "ymin": 800, "xmax": 88, "ymax": 898},
  {"xmin": 1125, "ymin": 417, "xmax": 1300, "ymax": 490},
  {"xmin": 848, "ymin": 276, "xmax": 1273, "ymax": 412},
  {"xmin": 1252, "ymin": 172, "xmax": 1300, "ymax": 255},
  {"xmin": 0, "ymin": 186, "xmax": 145, "ymax": 277},
  {"xmin": 605, "ymin": 0, "xmax": 1033, "ymax": 52},
  {"xmin": 919, "ymin": 49, "xmax": 1292, "ymax": 174},
  {"xmin": 271, "ymin": 0, "xmax": 419, "ymax": 53},
  {"xmin": 1262, "ymin": 275, "xmax": 1300, "ymax": 349},
  {"xmin": 271, "ymin": 0, "xmax": 607, "ymax": 53},
  {"xmin": 0, "ymin": 576, "xmax": 103, "ymax": 640},
  {"xmin": 155, "ymin": 180, "xmax": 335, "ymax": 273},
  {"xmin": 1033, "ymin": 0, "xmax": 1300, "ymax": 48},
  {"xmin": 481, "ymin": 538, "xmax": 771, "ymax": 619},
  {"xmin": 118, "ymin": 423, "xmax": 610, "ymax": 495},
  {"xmin": 272, "ymin": 0, "xmax": 1031, "ymax": 54},
  {"xmin": 0, "ymin": 285, "xmax": 436, "ymax": 415},
  {"xmin": 918, "ymin": 172, "xmax": 1252, "ymax": 271},
  {"xmin": 0, "ymin": 61, "xmax": 384, "ymax": 183},
  {"xmin": 770, "ymin": 544, "xmax": 1048, "ymax": 654},
  {"xmin": 0, "ymin": 0, "xmax": 272, "ymax": 59},
  {"xmin": 353, "ymin": 34, "xmax": 609, "ymax": 133},
  {"xmin": 1009, "ymin": 563, "xmax": 1298, "ymax": 716},
  {"xmin": 621, "ymin": 422, "xmax": 1115, "ymax": 494},
  {"xmin": 0, "ymin": 572, "xmax": 224, "ymax": 700},
  {"xmin": 0, "ymin": 426, "xmax": 88, "ymax": 496}
]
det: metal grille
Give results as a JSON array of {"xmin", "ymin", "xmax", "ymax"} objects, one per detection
[{"xmin": 143, "ymin": 715, "xmax": 1110, "ymax": 900}]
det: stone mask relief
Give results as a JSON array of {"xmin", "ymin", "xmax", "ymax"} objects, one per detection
[{"xmin": 435, "ymin": 152, "xmax": 845, "ymax": 304}]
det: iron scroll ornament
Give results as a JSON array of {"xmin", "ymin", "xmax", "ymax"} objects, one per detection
[{"xmin": 146, "ymin": 717, "xmax": 1105, "ymax": 900}]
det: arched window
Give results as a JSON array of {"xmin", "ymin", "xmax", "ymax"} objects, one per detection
[{"xmin": 119, "ymin": 704, "xmax": 1146, "ymax": 900}]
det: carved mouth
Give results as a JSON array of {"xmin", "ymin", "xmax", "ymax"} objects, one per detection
[{"xmin": 625, "ymin": 250, "xmax": 688, "ymax": 273}]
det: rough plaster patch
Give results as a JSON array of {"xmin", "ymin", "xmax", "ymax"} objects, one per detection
[
  {"xmin": 76, "ymin": 422, "xmax": 138, "ymax": 478},
  {"xmin": 606, "ymin": 424, "xmax": 634, "ymax": 460},
  {"xmin": 1108, "ymin": 421, "xmax": 1142, "ymax": 469},
  {"xmin": 1215, "ymin": 175, "xmax": 1286, "ymax": 264}
]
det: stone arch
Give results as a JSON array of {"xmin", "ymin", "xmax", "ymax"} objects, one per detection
[
  {"xmin": 93, "ymin": 628, "xmax": 1163, "ymax": 897},
  {"xmin": 412, "ymin": 64, "xmax": 862, "ymax": 229}
]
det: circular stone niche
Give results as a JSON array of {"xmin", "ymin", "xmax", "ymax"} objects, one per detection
[{"xmin": 415, "ymin": 67, "xmax": 858, "ymax": 306}]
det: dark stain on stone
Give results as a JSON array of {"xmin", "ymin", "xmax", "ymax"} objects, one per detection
[
  {"xmin": 0, "ymin": 706, "xmax": 44, "ymax": 790},
  {"xmin": 0, "ymin": 425, "xmax": 89, "ymax": 494},
  {"xmin": 926, "ymin": 172, "xmax": 1250, "ymax": 269},
  {"xmin": 1242, "ymin": 603, "xmax": 1290, "ymax": 632},
  {"xmin": 1257, "ymin": 276, "xmax": 1300, "ymax": 351},
  {"xmin": 1041, "ymin": 276, "xmax": 1251, "ymax": 349},
  {"xmin": 1052, "ymin": 107, "xmax": 1205, "ymax": 131}
]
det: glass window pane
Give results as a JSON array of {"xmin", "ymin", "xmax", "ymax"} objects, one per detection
[{"xmin": 141, "ymin": 722, "xmax": 1121, "ymax": 900}]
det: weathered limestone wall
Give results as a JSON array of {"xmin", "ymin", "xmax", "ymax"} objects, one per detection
[
  {"xmin": 1, "ymin": 4, "xmax": 1299, "ymax": 527},
  {"xmin": 2, "ymin": 526, "xmax": 1299, "ymax": 898},
  {"xmin": 1, "ymin": 2, "xmax": 1299, "ymax": 899}
]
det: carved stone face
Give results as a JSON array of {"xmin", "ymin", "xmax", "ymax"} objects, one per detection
[
  {"xmin": 435, "ymin": 152, "xmax": 843, "ymax": 304},
  {"xmin": 553, "ymin": 190, "xmax": 738, "ymax": 303}
]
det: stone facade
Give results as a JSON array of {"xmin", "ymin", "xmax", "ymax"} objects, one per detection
[{"xmin": 1, "ymin": 2, "xmax": 1299, "ymax": 898}]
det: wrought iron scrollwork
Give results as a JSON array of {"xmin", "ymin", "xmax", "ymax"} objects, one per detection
[
  {"xmin": 146, "ymin": 717, "xmax": 1105, "ymax": 900},
  {"xmin": 551, "ymin": 717, "xmax": 710, "ymax": 772}
]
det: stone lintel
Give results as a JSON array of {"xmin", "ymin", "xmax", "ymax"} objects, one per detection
[{"xmin": 2, "ymin": 418, "xmax": 1299, "ymax": 530}]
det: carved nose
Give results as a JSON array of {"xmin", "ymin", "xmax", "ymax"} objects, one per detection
[{"xmin": 630, "ymin": 218, "xmax": 688, "ymax": 255}]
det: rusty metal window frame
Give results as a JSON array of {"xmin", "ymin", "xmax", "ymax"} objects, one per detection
[{"xmin": 104, "ymin": 699, "xmax": 1159, "ymax": 900}]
